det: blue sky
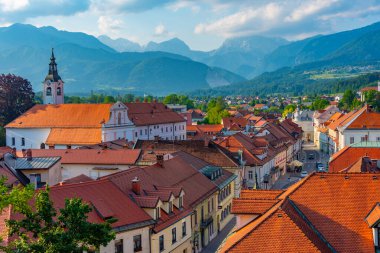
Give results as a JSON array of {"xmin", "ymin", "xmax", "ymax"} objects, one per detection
[{"xmin": 0, "ymin": 0, "xmax": 380, "ymax": 51}]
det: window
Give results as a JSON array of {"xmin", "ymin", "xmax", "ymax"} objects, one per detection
[
  {"xmin": 208, "ymin": 201, "xmax": 210, "ymax": 213},
  {"xmin": 140, "ymin": 130, "xmax": 142, "ymax": 136},
  {"xmin": 11, "ymin": 137, "xmax": 15, "ymax": 146},
  {"xmin": 172, "ymin": 228, "xmax": 177, "ymax": 244},
  {"xmin": 135, "ymin": 132, "xmax": 138, "ymax": 138},
  {"xmin": 145, "ymin": 129, "xmax": 147, "ymax": 135},
  {"xmin": 179, "ymin": 196, "xmax": 183, "ymax": 208},
  {"xmin": 211, "ymin": 198, "xmax": 214, "ymax": 211},
  {"xmin": 133, "ymin": 235, "xmax": 142, "ymax": 252},
  {"xmin": 182, "ymin": 222, "xmax": 187, "ymax": 237},
  {"xmin": 350, "ymin": 137, "xmax": 354, "ymax": 144},
  {"xmin": 40, "ymin": 143, "xmax": 45, "ymax": 149},
  {"xmin": 248, "ymin": 170, "xmax": 253, "ymax": 180},
  {"xmin": 115, "ymin": 239, "xmax": 123, "ymax": 253},
  {"xmin": 159, "ymin": 235, "xmax": 164, "ymax": 252},
  {"xmin": 57, "ymin": 87, "xmax": 61, "ymax": 95},
  {"xmin": 169, "ymin": 201, "xmax": 173, "ymax": 213},
  {"xmin": 361, "ymin": 136, "xmax": 367, "ymax": 142},
  {"xmin": 166, "ymin": 127, "xmax": 168, "ymax": 132},
  {"xmin": 156, "ymin": 207, "xmax": 160, "ymax": 219},
  {"xmin": 194, "ymin": 210, "xmax": 198, "ymax": 225},
  {"xmin": 46, "ymin": 87, "xmax": 52, "ymax": 96},
  {"xmin": 118, "ymin": 112, "xmax": 122, "ymax": 125},
  {"xmin": 21, "ymin": 137, "xmax": 25, "ymax": 146},
  {"xmin": 377, "ymin": 137, "xmax": 380, "ymax": 141}
]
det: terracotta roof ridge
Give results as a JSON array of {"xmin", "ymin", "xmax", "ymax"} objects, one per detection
[{"xmin": 50, "ymin": 177, "xmax": 108, "ymax": 189}]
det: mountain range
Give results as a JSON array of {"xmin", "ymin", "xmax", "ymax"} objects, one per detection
[
  {"xmin": 0, "ymin": 24, "xmax": 244, "ymax": 95},
  {"xmin": 1, "ymin": 22, "xmax": 380, "ymax": 96}
]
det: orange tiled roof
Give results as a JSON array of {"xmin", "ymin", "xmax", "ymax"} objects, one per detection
[
  {"xmin": 240, "ymin": 189, "xmax": 283, "ymax": 199},
  {"xmin": 329, "ymin": 146, "xmax": 380, "ymax": 172},
  {"xmin": 347, "ymin": 108, "xmax": 380, "ymax": 129},
  {"xmin": 6, "ymin": 104, "xmax": 112, "ymax": 128},
  {"xmin": 46, "ymin": 128, "xmax": 101, "ymax": 145},
  {"xmin": 196, "ymin": 124, "xmax": 224, "ymax": 133},
  {"xmin": 221, "ymin": 173, "xmax": 380, "ymax": 253},
  {"xmin": 360, "ymin": 86, "xmax": 378, "ymax": 92},
  {"xmin": 232, "ymin": 199, "xmax": 279, "ymax": 214}
]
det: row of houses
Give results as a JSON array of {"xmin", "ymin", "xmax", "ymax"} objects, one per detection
[
  {"xmin": 314, "ymin": 105, "xmax": 380, "ymax": 155},
  {"xmin": 0, "ymin": 149, "xmax": 236, "ymax": 253},
  {"xmin": 220, "ymin": 138, "xmax": 380, "ymax": 252}
]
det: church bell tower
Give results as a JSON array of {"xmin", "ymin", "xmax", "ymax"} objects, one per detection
[{"xmin": 43, "ymin": 48, "xmax": 64, "ymax": 104}]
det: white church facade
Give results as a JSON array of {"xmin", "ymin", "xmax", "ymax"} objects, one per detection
[{"xmin": 5, "ymin": 50, "xmax": 186, "ymax": 150}]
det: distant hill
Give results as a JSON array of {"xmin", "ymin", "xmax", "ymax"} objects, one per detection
[
  {"xmin": 101, "ymin": 35, "xmax": 288, "ymax": 78},
  {"xmin": 190, "ymin": 21, "xmax": 380, "ymax": 96},
  {"xmin": 98, "ymin": 35, "xmax": 142, "ymax": 52},
  {"xmin": 0, "ymin": 24, "xmax": 245, "ymax": 95}
]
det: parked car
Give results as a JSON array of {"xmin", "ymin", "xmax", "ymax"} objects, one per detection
[
  {"xmin": 308, "ymin": 153, "xmax": 315, "ymax": 160},
  {"xmin": 317, "ymin": 163, "xmax": 325, "ymax": 172},
  {"xmin": 300, "ymin": 171, "xmax": 309, "ymax": 178}
]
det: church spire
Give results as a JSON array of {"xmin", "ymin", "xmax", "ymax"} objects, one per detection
[{"xmin": 46, "ymin": 48, "xmax": 61, "ymax": 82}]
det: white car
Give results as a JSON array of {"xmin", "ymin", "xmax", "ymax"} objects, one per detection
[{"xmin": 300, "ymin": 171, "xmax": 308, "ymax": 178}]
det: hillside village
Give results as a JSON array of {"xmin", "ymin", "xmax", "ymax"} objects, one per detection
[{"xmin": 0, "ymin": 47, "xmax": 380, "ymax": 253}]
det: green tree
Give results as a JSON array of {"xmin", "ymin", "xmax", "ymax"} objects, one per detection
[
  {"xmin": 340, "ymin": 89, "xmax": 356, "ymax": 111},
  {"xmin": 0, "ymin": 179, "xmax": 115, "ymax": 253},
  {"xmin": 363, "ymin": 90, "xmax": 380, "ymax": 111},
  {"xmin": 163, "ymin": 94, "xmax": 180, "ymax": 105},
  {"xmin": 282, "ymin": 104, "xmax": 296, "ymax": 118},
  {"xmin": 310, "ymin": 98, "xmax": 329, "ymax": 110},
  {"xmin": 0, "ymin": 74, "xmax": 35, "ymax": 126},
  {"xmin": 103, "ymin": 95, "xmax": 116, "ymax": 103}
]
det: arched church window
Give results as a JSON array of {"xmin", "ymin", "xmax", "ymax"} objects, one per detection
[
  {"xmin": 40, "ymin": 143, "xmax": 46, "ymax": 149},
  {"xmin": 57, "ymin": 87, "xmax": 61, "ymax": 95},
  {"xmin": 118, "ymin": 112, "xmax": 122, "ymax": 125},
  {"xmin": 46, "ymin": 87, "xmax": 52, "ymax": 96}
]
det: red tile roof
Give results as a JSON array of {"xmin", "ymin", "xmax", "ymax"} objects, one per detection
[
  {"xmin": 329, "ymin": 146, "xmax": 380, "ymax": 172},
  {"xmin": 240, "ymin": 189, "xmax": 283, "ymax": 199},
  {"xmin": 125, "ymin": 102, "xmax": 185, "ymax": 126},
  {"xmin": 232, "ymin": 199, "xmax": 280, "ymax": 214},
  {"xmin": 49, "ymin": 179, "xmax": 153, "ymax": 229},
  {"xmin": 347, "ymin": 107, "xmax": 380, "ymax": 129},
  {"xmin": 62, "ymin": 174, "xmax": 93, "ymax": 184},
  {"xmin": 221, "ymin": 173, "xmax": 380, "ymax": 253},
  {"xmin": 360, "ymin": 86, "xmax": 378, "ymax": 92},
  {"xmin": 16, "ymin": 149, "xmax": 141, "ymax": 165},
  {"xmin": 6, "ymin": 102, "xmax": 184, "ymax": 129},
  {"xmin": 222, "ymin": 117, "xmax": 248, "ymax": 130}
]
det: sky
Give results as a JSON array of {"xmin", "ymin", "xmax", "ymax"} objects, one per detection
[{"xmin": 0, "ymin": 0, "xmax": 380, "ymax": 51}]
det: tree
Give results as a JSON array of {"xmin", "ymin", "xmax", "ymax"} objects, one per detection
[
  {"xmin": 0, "ymin": 179, "xmax": 115, "ymax": 252},
  {"xmin": 310, "ymin": 98, "xmax": 329, "ymax": 110},
  {"xmin": 364, "ymin": 90, "xmax": 380, "ymax": 111},
  {"xmin": 340, "ymin": 89, "xmax": 356, "ymax": 111},
  {"xmin": 282, "ymin": 104, "xmax": 296, "ymax": 118},
  {"xmin": 0, "ymin": 127, "xmax": 5, "ymax": 146},
  {"xmin": 0, "ymin": 74, "xmax": 34, "ymax": 126},
  {"xmin": 163, "ymin": 94, "xmax": 180, "ymax": 105}
]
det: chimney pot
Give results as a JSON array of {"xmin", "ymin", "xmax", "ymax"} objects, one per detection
[
  {"xmin": 156, "ymin": 154, "xmax": 164, "ymax": 167},
  {"xmin": 132, "ymin": 176, "xmax": 141, "ymax": 195}
]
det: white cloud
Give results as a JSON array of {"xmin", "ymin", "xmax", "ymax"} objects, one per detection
[
  {"xmin": 98, "ymin": 16, "xmax": 123, "ymax": 35},
  {"xmin": 285, "ymin": 0, "xmax": 338, "ymax": 22},
  {"xmin": 194, "ymin": 2, "xmax": 283, "ymax": 37},
  {"xmin": 154, "ymin": 23, "xmax": 174, "ymax": 37},
  {"xmin": 0, "ymin": 0, "xmax": 29, "ymax": 12}
]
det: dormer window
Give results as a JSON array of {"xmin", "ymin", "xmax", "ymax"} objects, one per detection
[
  {"xmin": 169, "ymin": 201, "xmax": 173, "ymax": 213},
  {"xmin": 179, "ymin": 196, "xmax": 183, "ymax": 208},
  {"xmin": 156, "ymin": 207, "xmax": 160, "ymax": 219}
]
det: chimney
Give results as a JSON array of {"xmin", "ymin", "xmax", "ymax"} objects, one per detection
[
  {"xmin": 132, "ymin": 177, "xmax": 141, "ymax": 195},
  {"xmin": 26, "ymin": 149, "xmax": 32, "ymax": 161},
  {"xmin": 11, "ymin": 148, "xmax": 16, "ymax": 158},
  {"xmin": 156, "ymin": 154, "xmax": 164, "ymax": 167}
]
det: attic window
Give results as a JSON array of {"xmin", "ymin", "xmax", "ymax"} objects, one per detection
[{"xmin": 169, "ymin": 201, "xmax": 173, "ymax": 213}]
